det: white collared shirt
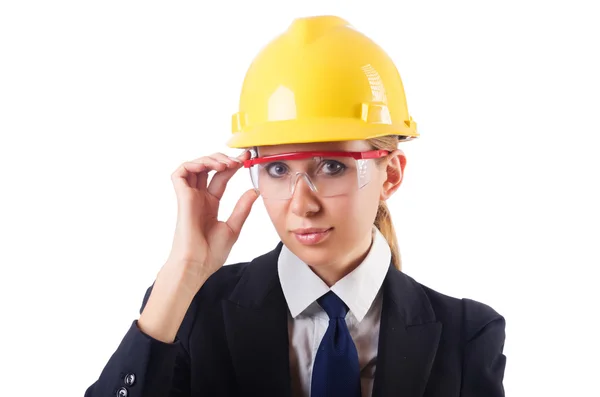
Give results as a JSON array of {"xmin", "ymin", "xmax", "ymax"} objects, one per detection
[{"xmin": 277, "ymin": 226, "xmax": 391, "ymax": 397}]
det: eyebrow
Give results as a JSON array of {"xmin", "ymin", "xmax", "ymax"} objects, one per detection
[{"xmin": 258, "ymin": 147, "xmax": 351, "ymax": 156}]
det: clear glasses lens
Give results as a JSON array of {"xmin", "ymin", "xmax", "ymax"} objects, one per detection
[{"xmin": 249, "ymin": 156, "xmax": 374, "ymax": 199}]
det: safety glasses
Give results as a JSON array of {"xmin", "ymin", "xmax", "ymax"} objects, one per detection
[{"xmin": 243, "ymin": 150, "xmax": 389, "ymax": 200}]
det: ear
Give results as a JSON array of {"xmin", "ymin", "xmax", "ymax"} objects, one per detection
[{"xmin": 380, "ymin": 149, "xmax": 406, "ymax": 201}]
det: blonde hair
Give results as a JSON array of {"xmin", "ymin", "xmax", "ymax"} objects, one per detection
[{"xmin": 367, "ymin": 136, "xmax": 403, "ymax": 271}]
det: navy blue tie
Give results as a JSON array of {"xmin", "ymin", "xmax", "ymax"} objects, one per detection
[{"xmin": 311, "ymin": 291, "xmax": 362, "ymax": 397}]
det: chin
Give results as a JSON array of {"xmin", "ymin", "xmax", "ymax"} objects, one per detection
[{"xmin": 286, "ymin": 239, "xmax": 338, "ymax": 268}]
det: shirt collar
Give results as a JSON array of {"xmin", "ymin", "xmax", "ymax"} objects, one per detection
[{"xmin": 277, "ymin": 225, "xmax": 391, "ymax": 323}]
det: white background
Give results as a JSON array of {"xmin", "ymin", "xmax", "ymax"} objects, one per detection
[{"xmin": 1, "ymin": 0, "xmax": 599, "ymax": 395}]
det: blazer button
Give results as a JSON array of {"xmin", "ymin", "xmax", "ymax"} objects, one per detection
[
  {"xmin": 116, "ymin": 387, "xmax": 128, "ymax": 397},
  {"xmin": 124, "ymin": 373, "xmax": 136, "ymax": 386}
]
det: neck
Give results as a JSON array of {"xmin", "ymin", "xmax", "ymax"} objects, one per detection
[{"xmin": 313, "ymin": 230, "xmax": 374, "ymax": 287}]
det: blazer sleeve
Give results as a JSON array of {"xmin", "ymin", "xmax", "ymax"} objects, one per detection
[
  {"xmin": 460, "ymin": 299, "xmax": 507, "ymax": 397},
  {"xmin": 84, "ymin": 283, "xmax": 194, "ymax": 397}
]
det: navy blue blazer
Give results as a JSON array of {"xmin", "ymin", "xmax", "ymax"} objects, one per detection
[{"xmin": 85, "ymin": 242, "xmax": 506, "ymax": 397}]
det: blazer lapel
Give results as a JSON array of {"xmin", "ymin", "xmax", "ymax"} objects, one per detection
[
  {"xmin": 372, "ymin": 265, "xmax": 443, "ymax": 397},
  {"xmin": 222, "ymin": 243, "xmax": 292, "ymax": 397}
]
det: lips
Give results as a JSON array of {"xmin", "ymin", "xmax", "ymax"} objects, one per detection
[
  {"xmin": 291, "ymin": 227, "xmax": 332, "ymax": 234},
  {"xmin": 291, "ymin": 227, "xmax": 333, "ymax": 246}
]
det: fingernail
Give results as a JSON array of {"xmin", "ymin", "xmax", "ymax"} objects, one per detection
[{"xmin": 229, "ymin": 156, "xmax": 243, "ymax": 163}]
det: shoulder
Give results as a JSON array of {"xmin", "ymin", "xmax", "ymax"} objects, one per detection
[
  {"xmin": 194, "ymin": 243, "xmax": 283, "ymax": 304},
  {"xmin": 409, "ymin": 279, "xmax": 508, "ymax": 393},
  {"xmin": 410, "ymin": 276, "xmax": 505, "ymax": 342},
  {"xmin": 195, "ymin": 261, "xmax": 252, "ymax": 302}
]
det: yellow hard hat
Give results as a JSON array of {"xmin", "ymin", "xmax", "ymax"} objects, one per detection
[{"xmin": 228, "ymin": 15, "xmax": 418, "ymax": 148}]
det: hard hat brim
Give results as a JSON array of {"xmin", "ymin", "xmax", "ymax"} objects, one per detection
[{"xmin": 226, "ymin": 118, "xmax": 418, "ymax": 148}]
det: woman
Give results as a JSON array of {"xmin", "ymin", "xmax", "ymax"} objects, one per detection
[{"xmin": 85, "ymin": 15, "xmax": 506, "ymax": 397}]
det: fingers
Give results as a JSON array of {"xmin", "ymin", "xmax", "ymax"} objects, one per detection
[
  {"xmin": 170, "ymin": 151, "xmax": 249, "ymax": 195},
  {"xmin": 226, "ymin": 188, "xmax": 259, "ymax": 236},
  {"xmin": 190, "ymin": 155, "xmax": 230, "ymax": 190},
  {"xmin": 170, "ymin": 158, "xmax": 226, "ymax": 194},
  {"xmin": 206, "ymin": 151, "xmax": 251, "ymax": 199}
]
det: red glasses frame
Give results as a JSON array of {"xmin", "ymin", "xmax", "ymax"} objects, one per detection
[{"xmin": 243, "ymin": 150, "xmax": 390, "ymax": 168}]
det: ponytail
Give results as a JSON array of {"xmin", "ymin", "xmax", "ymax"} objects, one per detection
[
  {"xmin": 374, "ymin": 200, "xmax": 402, "ymax": 271},
  {"xmin": 367, "ymin": 136, "xmax": 404, "ymax": 271}
]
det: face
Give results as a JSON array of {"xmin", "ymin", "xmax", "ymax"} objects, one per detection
[{"xmin": 256, "ymin": 140, "xmax": 406, "ymax": 273}]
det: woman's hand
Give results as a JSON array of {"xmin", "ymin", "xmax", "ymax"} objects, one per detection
[{"xmin": 162, "ymin": 150, "xmax": 258, "ymax": 293}]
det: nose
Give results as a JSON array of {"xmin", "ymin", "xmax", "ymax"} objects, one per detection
[{"xmin": 289, "ymin": 173, "xmax": 320, "ymax": 217}]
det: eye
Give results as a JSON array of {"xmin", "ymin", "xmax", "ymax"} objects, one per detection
[
  {"xmin": 320, "ymin": 160, "xmax": 346, "ymax": 176},
  {"xmin": 264, "ymin": 162, "xmax": 289, "ymax": 178}
]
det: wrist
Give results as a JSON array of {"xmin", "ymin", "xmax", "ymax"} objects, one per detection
[
  {"xmin": 158, "ymin": 261, "xmax": 211, "ymax": 296},
  {"xmin": 138, "ymin": 275, "xmax": 198, "ymax": 343}
]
